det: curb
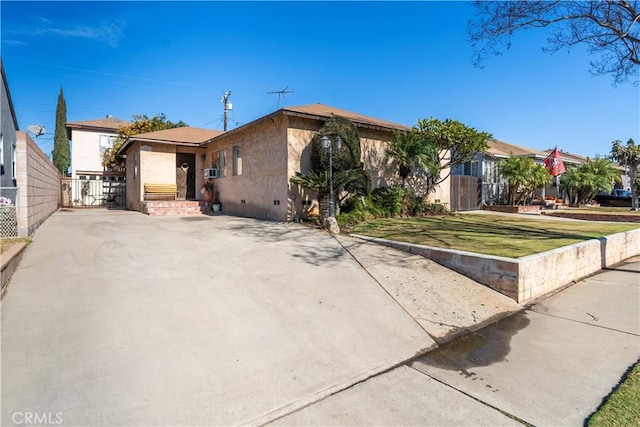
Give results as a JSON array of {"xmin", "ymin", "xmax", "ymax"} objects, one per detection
[{"xmin": 1, "ymin": 241, "xmax": 28, "ymax": 298}]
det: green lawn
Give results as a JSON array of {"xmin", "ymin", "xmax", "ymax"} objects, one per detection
[
  {"xmin": 351, "ymin": 214, "xmax": 639, "ymax": 258},
  {"xmin": 588, "ymin": 361, "xmax": 640, "ymax": 426}
]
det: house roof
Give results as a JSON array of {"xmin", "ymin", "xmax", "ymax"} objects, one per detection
[
  {"xmin": 486, "ymin": 139, "xmax": 542, "ymax": 158},
  {"xmin": 1, "ymin": 59, "xmax": 19, "ymax": 130},
  {"xmin": 281, "ymin": 103, "xmax": 411, "ymax": 132},
  {"xmin": 487, "ymin": 140, "xmax": 590, "ymax": 165},
  {"xmin": 66, "ymin": 116, "xmax": 130, "ymax": 132},
  {"xmin": 542, "ymin": 148, "xmax": 588, "ymax": 165},
  {"xmin": 118, "ymin": 127, "xmax": 223, "ymax": 155}
]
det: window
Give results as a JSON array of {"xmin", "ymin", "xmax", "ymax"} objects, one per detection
[
  {"xmin": 11, "ymin": 144, "xmax": 16, "ymax": 180},
  {"xmin": 233, "ymin": 145, "xmax": 242, "ymax": 176},
  {"xmin": 462, "ymin": 160, "xmax": 479, "ymax": 177},
  {"xmin": 99, "ymin": 134, "xmax": 115, "ymax": 153},
  {"xmin": 216, "ymin": 149, "xmax": 226, "ymax": 177},
  {"xmin": 0, "ymin": 133, "xmax": 4, "ymax": 175}
]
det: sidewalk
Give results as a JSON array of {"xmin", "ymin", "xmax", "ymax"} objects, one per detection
[{"xmin": 273, "ymin": 256, "xmax": 640, "ymax": 426}]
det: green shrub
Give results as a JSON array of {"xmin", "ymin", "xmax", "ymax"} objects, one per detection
[
  {"xmin": 417, "ymin": 203, "xmax": 450, "ymax": 216},
  {"xmin": 371, "ymin": 186, "xmax": 408, "ymax": 215},
  {"xmin": 337, "ymin": 187, "xmax": 451, "ymax": 229}
]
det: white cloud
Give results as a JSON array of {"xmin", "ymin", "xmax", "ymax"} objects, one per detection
[
  {"xmin": 12, "ymin": 17, "xmax": 126, "ymax": 48},
  {"xmin": 1, "ymin": 40, "xmax": 28, "ymax": 46}
]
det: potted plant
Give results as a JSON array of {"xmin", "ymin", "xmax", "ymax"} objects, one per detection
[{"xmin": 201, "ymin": 180, "xmax": 221, "ymax": 212}]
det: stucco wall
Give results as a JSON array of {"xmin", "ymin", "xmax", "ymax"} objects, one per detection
[
  {"xmin": 15, "ymin": 132, "xmax": 61, "ymax": 236},
  {"xmin": 70, "ymin": 128, "xmax": 117, "ymax": 177},
  {"xmin": 205, "ymin": 116, "xmax": 289, "ymax": 221},
  {"xmin": 359, "ymin": 130, "xmax": 397, "ymax": 189}
]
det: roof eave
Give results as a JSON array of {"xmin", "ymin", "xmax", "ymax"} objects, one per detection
[{"xmin": 281, "ymin": 109, "xmax": 410, "ymax": 132}]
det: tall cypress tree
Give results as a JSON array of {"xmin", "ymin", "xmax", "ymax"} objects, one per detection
[{"xmin": 52, "ymin": 88, "xmax": 70, "ymax": 175}]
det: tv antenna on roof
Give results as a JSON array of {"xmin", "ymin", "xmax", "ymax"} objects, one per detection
[
  {"xmin": 27, "ymin": 124, "xmax": 46, "ymax": 137},
  {"xmin": 267, "ymin": 87, "xmax": 294, "ymax": 108}
]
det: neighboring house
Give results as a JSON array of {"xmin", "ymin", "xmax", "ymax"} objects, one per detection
[
  {"xmin": 65, "ymin": 116, "xmax": 129, "ymax": 206},
  {"xmin": 1, "ymin": 59, "xmax": 60, "ymax": 237},
  {"xmin": 452, "ymin": 139, "xmax": 588, "ymax": 209},
  {"xmin": 66, "ymin": 116, "xmax": 129, "ymax": 179},
  {"xmin": 0, "ymin": 59, "xmax": 18, "ymax": 203},
  {"xmin": 118, "ymin": 127, "xmax": 223, "ymax": 211},
  {"xmin": 119, "ymin": 103, "xmax": 451, "ymax": 221}
]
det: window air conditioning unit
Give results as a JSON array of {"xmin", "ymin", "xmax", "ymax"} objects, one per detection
[{"xmin": 204, "ymin": 168, "xmax": 219, "ymax": 179}]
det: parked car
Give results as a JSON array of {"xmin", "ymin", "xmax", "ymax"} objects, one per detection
[{"xmin": 594, "ymin": 189, "xmax": 636, "ymax": 207}]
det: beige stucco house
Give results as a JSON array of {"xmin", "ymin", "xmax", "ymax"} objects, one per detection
[
  {"xmin": 118, "ymin": 127, "xmax": 222, "ymax": 212},
  {"xmin": 119, "ymin": 104, "xmax": 452, "ymax": 221}
]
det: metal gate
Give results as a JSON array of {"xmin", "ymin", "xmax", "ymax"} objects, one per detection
[
  {"xmin": 451, "ymin": 175, "xmax": 481, "ymax": 211},
  {"xmin": 61, "ymin": 177, "xmax": 126, "ymax": 208}
]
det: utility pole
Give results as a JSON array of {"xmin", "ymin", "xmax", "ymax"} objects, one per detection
[{"xmin": 221, "ymin": 91, "xmax": 232, "ymax": 131}]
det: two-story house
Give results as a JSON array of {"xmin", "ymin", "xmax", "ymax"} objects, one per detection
[{"xmin": 65, "ymin": 116, "xmax": 129, "ymax": 207}]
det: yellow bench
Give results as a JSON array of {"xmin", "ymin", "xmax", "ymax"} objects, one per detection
[{"xmin": 144, "ymin": 183, "xmax": 177, "ymax": 201}]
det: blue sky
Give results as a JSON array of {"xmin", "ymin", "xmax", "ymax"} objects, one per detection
[{"xmin": 2, "ymin": 1, "xmax": 638, "ymax": 159}]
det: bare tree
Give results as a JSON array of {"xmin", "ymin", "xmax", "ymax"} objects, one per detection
[{"xmin": 468, "ymin": 1, "xmax": 640, "ymax": 84}]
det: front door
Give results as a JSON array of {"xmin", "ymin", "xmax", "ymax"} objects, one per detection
[{"xmin": 176, "ymin": 153, "xmax": 196, "ymax": 200}]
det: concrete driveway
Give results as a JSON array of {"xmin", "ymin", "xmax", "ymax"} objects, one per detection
[{"xmin": 1, "ymin": 209, "xmax": 519, "ymax": 426}]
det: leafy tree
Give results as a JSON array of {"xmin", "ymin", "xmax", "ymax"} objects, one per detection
[
  {"xmin": 384, "ymin": 129, "xmax": 438, "ymax": 188},
  {"xmin": 52, "ymin": 88, "xmax": 70, "ymax": 175},
  {"xmin": 411, "ymin": 118, "xmax": 492, "ymax": 196},
  {"xmin": 560, "ymin": 158, "xmax": 618, "ymax": 204},
  {"xmin": 468, "ymin": 1, "xmax": 640, "ymax": 84},
  {"xmin": 611, "ymin": 138, "xmax": 640, "ymax": 210},
  {"xmin": 102, "ymin": 113, "xmax": 188, "ymax": 168},
  {"xmin": 310, "ymin": 115, "xmax": 362, "ymax": 174},
  {"xmin": 292, "ymin": 116, "xmax": 370, "ymax": 219}
]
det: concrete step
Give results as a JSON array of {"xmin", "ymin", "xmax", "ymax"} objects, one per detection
[{"xmin": 142, "ymin": 201, "xmax": 211, "ymax": 216}]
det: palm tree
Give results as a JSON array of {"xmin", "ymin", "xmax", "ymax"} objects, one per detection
[
  {"xmin": 560, "ymin": 167, "xmax": 583, "ymax": 204},
  {"xmin": 560, "ymin": 158, "xmax": 617, "ymax": 204},
  {"xmin": 290, "ymin": 169, "xmax": 364, "ymax": 220},
  {"xmin": 385, "ymin": 129, "xmax": 438, "ymax": 188},
  {"xmin": 524, "ymin": 164, "xmax": 552, "ymax": 203},
  {"xmin": 499, "ymin": 157, "xmax": 533, "ymax": 205},
  {"xmin": 580, "ymin": 158, "xmax": 617, "ymax": 203}
]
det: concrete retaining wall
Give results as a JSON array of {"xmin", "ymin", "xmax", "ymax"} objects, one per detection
[{"xmin": 352, "ymin": 228, "xmax": 640, "ymax": 304}]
